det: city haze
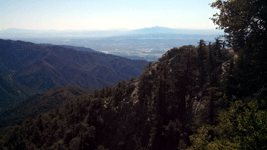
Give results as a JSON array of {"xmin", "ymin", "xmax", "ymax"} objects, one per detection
[{"xmin": 0, "ymin": 27, "xmax": 223, "ymax": 61}]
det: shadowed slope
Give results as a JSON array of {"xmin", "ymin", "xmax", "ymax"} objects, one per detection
[{"xmin": 0, "ymin": 39, "xmax": 148, "ymax": 109}]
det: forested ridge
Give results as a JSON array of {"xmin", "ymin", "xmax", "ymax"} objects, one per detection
[
  {"xmin": 1, "ymin": 0, "xmax": 267, "ymax": 149},
  {"xmin": 0, "ymin": 87, "xmax": 90, "ymax": 130},
  {"xmin": 0, "ymin": 39, "xmax": 148, "ymax": 111}
]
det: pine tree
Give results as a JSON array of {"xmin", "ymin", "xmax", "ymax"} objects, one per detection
[
  {"xmin": 214, "ymin": 38, "xmax": 222, "ymax": 58},
  {"xmin": 198, "ymin": 39, "xmax": 206, "ymax": 91}
]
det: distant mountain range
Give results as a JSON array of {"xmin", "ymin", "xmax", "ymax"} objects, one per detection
[
  {"xmin": 0, "ymin": 26, "xmax": 223, "ymax": 39},
  {"xmin": 0, "ymin": 39, "xmax": 148, "ymax": 110},
  {"xmin": 129, "ymin": 26, "xmax": 223, "ymax": 35}
]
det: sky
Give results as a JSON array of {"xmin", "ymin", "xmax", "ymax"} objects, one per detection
[{"xmin": 0, "ymin": 0, "xmax": 220, "ymax": 31}]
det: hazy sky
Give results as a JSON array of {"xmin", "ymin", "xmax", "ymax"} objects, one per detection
[{"xmin": 0, "ymin": 0, "xmax": 220, "ymax": 31}]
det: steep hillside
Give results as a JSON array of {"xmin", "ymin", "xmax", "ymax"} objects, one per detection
[
  {"xmin": 41, "ymin": 44, "xmax": 99, "ymax": 53},
  {"xmin": 0, "ymin": 63, "xmax": 42, "ymax": 110},
  {"xmin": 1, "ymin": 0, "xmax": 267, "ymax": 149},
  {"xmin": 0, "ymin": 42, "xmax": 233, "ymax": 150},
  {"xmin": 0, "ymin": 39, "xmax": 148, "ymax": 109},
  {"xmin": 0, "ymin": 86, "xmax": 89, "ymax": 130}
]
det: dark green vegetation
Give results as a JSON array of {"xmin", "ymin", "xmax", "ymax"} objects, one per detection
[
  {"xmin": 0, "ymin": 86, "xmax": 89, "ymax": 130},
  {"xmin": 0, "ymin": 39, "xmax": 148, "ymax": 110},
  {"xmin": 188, "ymin": 0, "xmax": 267, "ymax": 149},
  {"xmin": 41, "ymin": 44, "xmax": 99, "ymax": 53},
  {"xmin": 1, "ymin": 0, "xmax": 267, "ymax": 149},
  {"xmin": 0, "ymin": 62, "xmax": 42, "ymax": 110},
  {"xmin": 0, "ymin": 41, "xmax": 232, "ymax": 149}
]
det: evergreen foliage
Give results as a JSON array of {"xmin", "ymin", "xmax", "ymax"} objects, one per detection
[
  {"xmin": 0, "ymin": 40, "xmax": 232, "ymax": 149},
  {"xmin": 1, "ymin": 0, "xmax": 267, "ymax": 149}
]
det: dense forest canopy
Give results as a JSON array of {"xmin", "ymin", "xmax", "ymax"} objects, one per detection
[{"xmin": 0, "ymin": 0, "xmax": 267, "ymax": 150}]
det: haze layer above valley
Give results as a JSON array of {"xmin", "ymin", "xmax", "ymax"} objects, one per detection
[{"xmin": 0, "ymin": 26, "xmax": 223, "ymax": 61}]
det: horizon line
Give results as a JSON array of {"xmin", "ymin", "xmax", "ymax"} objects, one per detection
[{"xmin": 0, "ymin": 26, "xmax": 222, "ymax": 32}]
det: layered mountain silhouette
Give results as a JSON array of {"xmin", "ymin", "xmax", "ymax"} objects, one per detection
[
  {"xmin": 130, "ymin": 26, "xmax": 223, "ymax": 35},
  {"xmin": 0, "ymin": 39, "xmax": 148, "ymax": 110},
  {"xmin": 0, "ymin": 27, "xmax": 223, "ymax": 39}
]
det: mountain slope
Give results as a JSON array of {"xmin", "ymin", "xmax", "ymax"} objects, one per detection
[
  {"xmin": 0, "ymin": 43, "xmax": 233, "ymax": 150},
  {"xmin": 0, "ymin": 63, "xmax": 42, "ymax": 110},
  {"xmin": 0, "ymin": 86, "xmax": 89, "ymax": 130},
  {"xmin": 41, "ymin": 44, "xmax": 99, "ymax": 53},
  {"xmin": 0, "ymin": 39, "xmax": 148, "ymax": 109}
]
